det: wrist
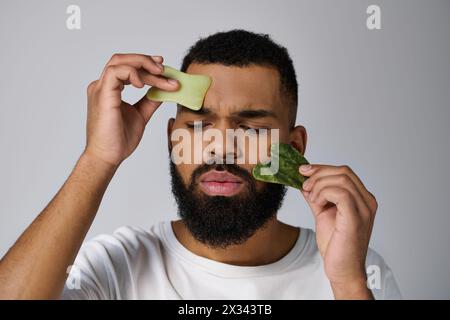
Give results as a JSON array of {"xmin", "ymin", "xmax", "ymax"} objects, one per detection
[
  {"xmin": 330, "ymin": 276, "xmax": 374, "ymax": 300},
  {"xmin": 79, "ymin": 149, "xmax": 120, "ymax": 177}
]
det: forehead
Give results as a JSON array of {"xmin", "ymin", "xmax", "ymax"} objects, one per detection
[{"xmin": 185, "ymin": 63, "xmax": 283, "ymax": 114}]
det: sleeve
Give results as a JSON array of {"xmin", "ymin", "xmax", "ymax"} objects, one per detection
[
  {"xmin": 365, "ymin": 248, "xmax": 402, "ymax": 300},
  {"xmin": 60, "ymin": 239, "xmax": 117, "ymax": 300}
]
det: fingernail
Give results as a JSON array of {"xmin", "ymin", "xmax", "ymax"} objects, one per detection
[
  {"xmin": 168, "ymin": 79, "xmax": 178, "ymax": 85},
  {"xmin": 157, "ymin": 63, "xmax": 164, "ymax": 71},
  {"xmin": 300, "ymin": 164, "xmax": 312, "ymax": 172}
]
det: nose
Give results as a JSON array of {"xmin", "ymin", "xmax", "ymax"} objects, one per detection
[{"xmin": 203, "ymin": 124, "xmax": 240, "ymax": 165}]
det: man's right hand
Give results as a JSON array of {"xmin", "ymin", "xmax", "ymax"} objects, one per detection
[{"xmin": 84, "ymin": 53, "xmax": 180, "ymax": 167}]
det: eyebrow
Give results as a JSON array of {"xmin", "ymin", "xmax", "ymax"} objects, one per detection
[
  {"xmin": 177, "ymin": 104, "xmax": 212, "ymax": 116},
  {"xmin": 230, "ymin": 109, "xmax": 277, "ymax": 119},
  {"xmin": 177, "ymin": 104, "xmax": 277, "ymax": 119}
]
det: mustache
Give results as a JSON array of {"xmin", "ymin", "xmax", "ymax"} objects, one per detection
[{"xmin": 190, "ymin": 163, "xmax": 254, "ymax": 186}]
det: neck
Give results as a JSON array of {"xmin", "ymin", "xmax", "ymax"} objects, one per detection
[{"xmin": 171, "ymin": 218, "xmax": 300, "ymax": 266}]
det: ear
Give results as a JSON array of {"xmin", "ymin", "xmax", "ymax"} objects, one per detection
[
  {"xmin": 167, "ymin": 118, "xmax": 175, "ymax": 154},
  {"xmin": 289, "ymin": 125, "xmax": 307, "ymax": 155}
]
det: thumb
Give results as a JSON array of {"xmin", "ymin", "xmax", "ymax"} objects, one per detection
[{"xmin": 134, "ymin": 95, "xmax": 162, "ymax": 124}]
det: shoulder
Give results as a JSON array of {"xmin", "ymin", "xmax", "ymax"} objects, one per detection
[
  {"xmin": 62, "ymin": 222, "xmax": 168, "ymax": 299},
  {"xmin": 300, "ymin": 228, "xmax": 402, "ymax": 300},
  {"xmin": 365, "ymin": 247, "xmax": 402, "ymax": 299},
  {"xmin": 77, "ymin": 222, "xmax": 166, "ymax": 264},
  {"xmin": 90, "ymin": 224, "xmax": 162, "ymax": 249}
]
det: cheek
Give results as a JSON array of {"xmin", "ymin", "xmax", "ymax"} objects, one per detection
[
  {"xmin": 254, "ymin": 128, "xmax": 291, "ymax": 163},
  {"xmin": 254, "ymin": 179, "xmax": 268, "ymax": 191},
  {"xmin": 236, "ymin": 163, "xmax": 262, "ymax": 190},
  {"xmin": 235, "ymin": 134, "xmax": 271, "ymax": 165},
  {"xmin": 241, "ymin": 130, "xmax": 289, "ymax": 165}
]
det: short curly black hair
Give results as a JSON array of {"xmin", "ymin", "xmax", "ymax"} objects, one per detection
[{"xmin": 180, "ymin": 29, "xmax": 298, "ymax": 128}]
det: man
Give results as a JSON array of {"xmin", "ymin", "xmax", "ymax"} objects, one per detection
[{"xmin": 0, "ymin": 29, "xmax": 401, "ymax": 299}]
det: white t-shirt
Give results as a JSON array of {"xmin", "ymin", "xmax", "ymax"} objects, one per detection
[{"xmin": 61, "ymin": 220, "xmax": 402, "ymax": 300}]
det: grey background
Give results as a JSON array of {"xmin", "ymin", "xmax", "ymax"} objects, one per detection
[{"xmin": 1, "ymin": 0, "xmax": 449, "ymax": 299}]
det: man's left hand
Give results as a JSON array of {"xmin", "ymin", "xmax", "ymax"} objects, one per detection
[{"xmin": 299, "ymin": 164, "xmax": 378, "ymax": 299}]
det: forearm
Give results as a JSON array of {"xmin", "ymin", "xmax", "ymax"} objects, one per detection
[{"xmin": 0, "ymin": 151, "xmax": 118, "ymax": 299}]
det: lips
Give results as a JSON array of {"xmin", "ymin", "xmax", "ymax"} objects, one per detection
[{"xmin": 199, "ymin": 170, "xmax": 244, "ymax": 196}]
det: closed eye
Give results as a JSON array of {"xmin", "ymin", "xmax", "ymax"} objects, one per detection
[
  {"xmin": 238, "ymin": 124, "xmax": 271, "ymax": 133},
  {"xmin": 185, "ymin": 122, "xmax": 271, "ymax": 132},
  {"xmin": 186, "ymin": 121, "xmax": 211, "ymax": 129}
]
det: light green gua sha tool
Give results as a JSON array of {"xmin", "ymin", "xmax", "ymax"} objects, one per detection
[
  {"xmin": 146, "ymin": 65, "xmax": 212, "ymax": 111},
  {"xmin": 252, "ymin": 143, "xmax": 309, "ymax": 189}
]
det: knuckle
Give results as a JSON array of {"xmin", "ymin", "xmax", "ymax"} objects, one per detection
[
  {"xmin": 372, "ymin": 197, "xmax": 378, "ymax": 209},
  {"xmin": 87, "ymin": 80, "xmax": 98, "ymax": 94},
  {"xmin": 109, "ymin": 53, "xmax": 122, "ymax": 63},
  {"xmin": 367, "ymin": 190, "xmax": 378, "ymax": 211},
  {"xmin": 372, "ymin": 197, "xmax": 378, "ymax": 212},
  {"xmin": 104, "ymin": 65, "xmax": 116, "ymax": 76},
  {"xmin": 339, "ymin": 165, "xmax": 352, "ymax": 174}
]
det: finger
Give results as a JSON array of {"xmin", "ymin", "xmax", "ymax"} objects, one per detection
[
  {"xmin": 101, "ymin": 65, "xmax": 144, "ymax": 92},
  {"xmin": 301, "ymin": 189, "xmax": 327, "ymax": 216},
  {"xmin": 137, "ymin": 69, "xmax": 180, "ymax": 91},
  {"xmin": 102, "ymin": 54, "xmax": 180, "ymax": 90},
  {"xmin": 134, "ymin": 95, "xmax": 162, "ymax": 124},
  {"xmin": 300, "ymin": 165, "xmax": 341, "ymax": 215},
  {"xmin": 151, "ymin": 55, "xmax": 164, "ymax": 64},
  {"xmin": 314, "ymin": 187, "xmax": 360, "ymax": 222},
  {"xmin": 101, "ymin": 53, "xmax": 165, "ymax": 79},
  {"xmin": 306, "ymin": 174, "xmax": 372, "ymax": 220},
  {"xmin": 300, "ymin": 164, "xmax": 377, "ymax": 213},
  {"xmin": 313, "ymin": 186, "xmax": 373, "ymax": 236}
]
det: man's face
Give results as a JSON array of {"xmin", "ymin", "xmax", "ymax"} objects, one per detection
[{"xmin": 168, "ymin": 63, "xmax": 305, "ymax": 248}]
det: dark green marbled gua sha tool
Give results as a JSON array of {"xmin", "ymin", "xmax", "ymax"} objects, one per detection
[{"xmin": 252, "ymin": 143, "xmax": 309, "ymax": 189}]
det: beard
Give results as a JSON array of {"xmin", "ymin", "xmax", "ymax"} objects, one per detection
[{"xmin": 169, "ymin": 161, "xmax": 287, "ymax": 249}]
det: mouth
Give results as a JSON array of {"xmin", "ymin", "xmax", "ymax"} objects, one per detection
[{"xmin": 198, "ymin": 170, "xmax": 245, "ymax": 196}]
